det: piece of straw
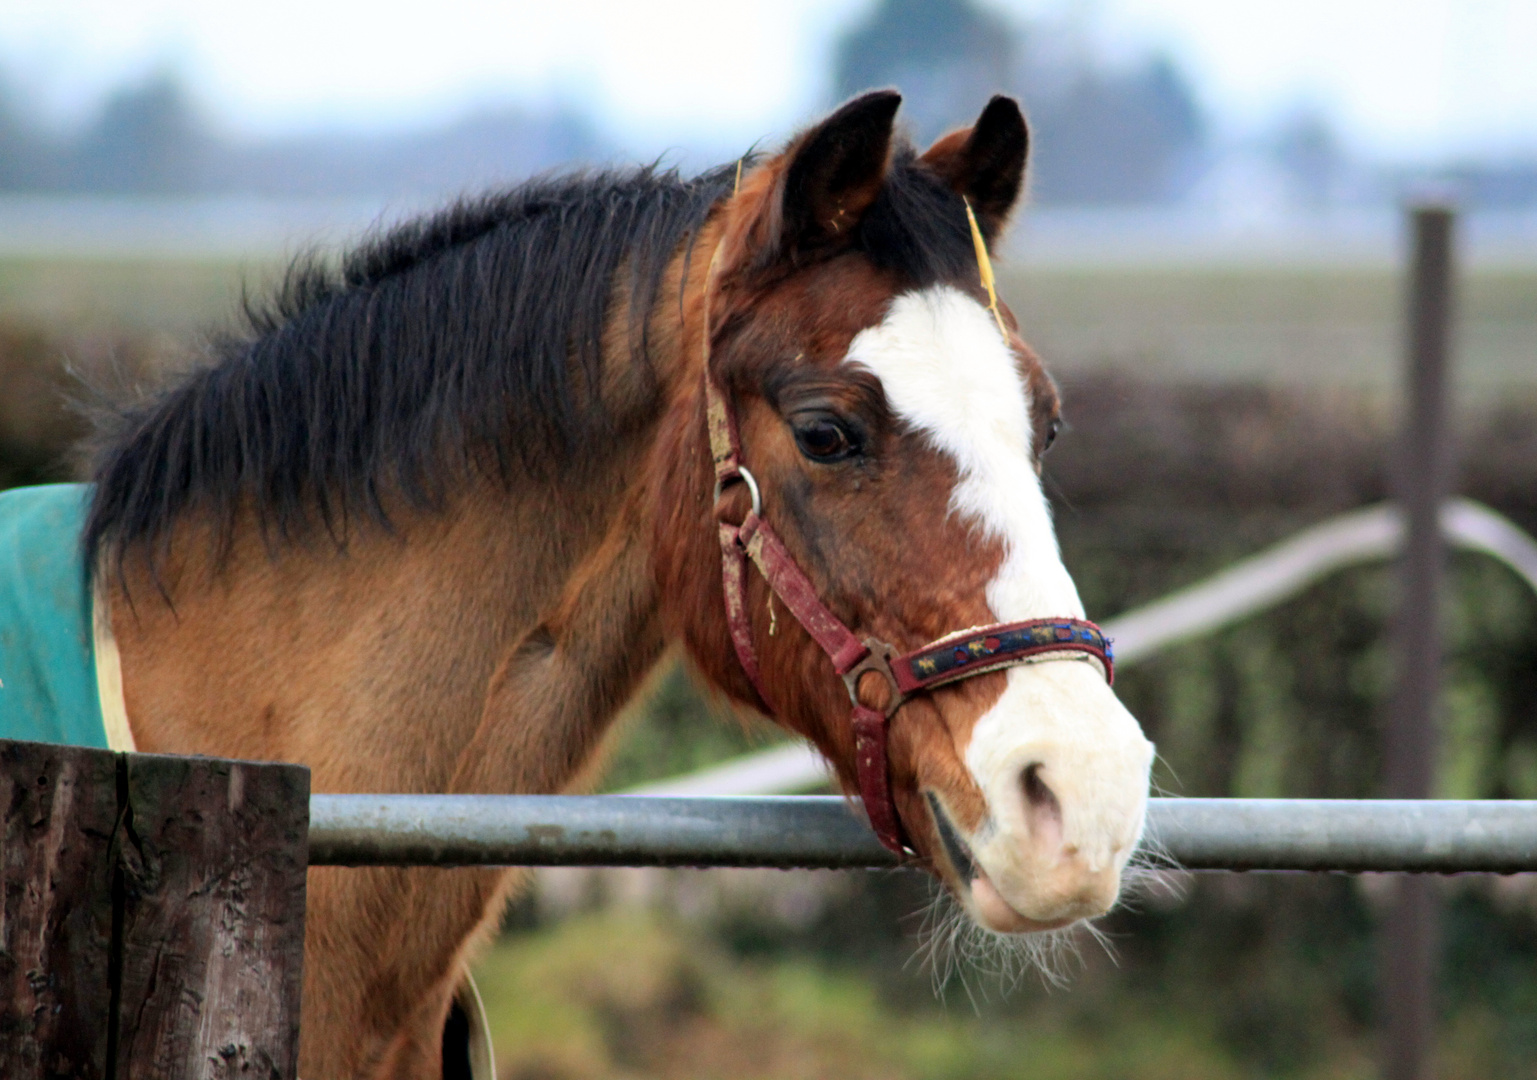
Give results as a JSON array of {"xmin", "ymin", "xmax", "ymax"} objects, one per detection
[{"xmin": 963, "ymin": 197, "xmax": 1008, "ymax": 338}]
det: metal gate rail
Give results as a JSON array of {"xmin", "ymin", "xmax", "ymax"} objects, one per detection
[{"xmin": 308, "ymin": 795, "xmax": 1537, "ymax": 874}]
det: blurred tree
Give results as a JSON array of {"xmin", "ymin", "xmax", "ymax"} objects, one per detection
[
  {"xmin": 830, "ymin": 0, "xmax": 1208, "ymax": 203},
  {"xmin": 206, "ymin": 105, "xmax": 611, "ymax": 199},
  {"xmin": 1272, "ymin": 107, "xmax": 1349, "ymax": 208},
  {"xmin": 1022, "ymin": 54, "xmax": 1207, "ymax": 203},
  {"xmin": 0, "ymin": 65, "xmax": 609, "ymax": 198},
  {"xmin": 833, "ymin": 0, "xmax": 1018, "ymax": 144},
  {"xmin": 66, "ymin": 72, "xmax": 214, "ymax": 194},
  {"xmin": 0, "ymin": 72, "xmax": 58, "ymax": 189}
]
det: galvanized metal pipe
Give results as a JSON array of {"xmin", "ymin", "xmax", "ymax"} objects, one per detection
[
  {"xmin": 307, "ymin": 795, "xmax": 1537, "ymax": 874},
  {"xmin": 308, "ymin": 795, "xmax": 894, "ymax": 869}
]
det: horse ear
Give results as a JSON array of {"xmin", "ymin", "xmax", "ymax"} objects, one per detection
[
  {"xmin": 921, "ymin": 95, "xmax": 1029, "ymax": 241},
  {"xmin": 777, "ymin": 90, "xmax": 902, "ymax": 256}
]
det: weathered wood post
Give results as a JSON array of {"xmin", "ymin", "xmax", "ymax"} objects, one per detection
[
  {"xmin": 0, "ymin": 739, "xmax": 119, "ymax": 1076},
  {"xmin": 1381, "ymin": 203, "xmax": 1455, "ymax": 1080},
  {"xmin": 0, "ymin": 738, "xmax": 309, "ymax": 1079}
]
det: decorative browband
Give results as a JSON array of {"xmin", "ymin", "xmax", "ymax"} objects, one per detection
[{"xmin": 891, "ymin": 618, "xmax": 1114, "ymax": 695}]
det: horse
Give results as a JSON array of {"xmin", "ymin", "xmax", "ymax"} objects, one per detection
[{"xmin": 9, "ymin": 90, "xmax": 1154, "ymax": 1077}]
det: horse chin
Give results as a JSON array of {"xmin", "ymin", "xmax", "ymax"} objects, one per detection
[
  {"xmin": 966, "ymin": 869, "xmax": 1079, "ymax": 934},
  {"xmin": 924, "ymin": 790, "xmax": 1106, "ymax": 936}
]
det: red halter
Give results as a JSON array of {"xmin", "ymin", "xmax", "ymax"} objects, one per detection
[{"xmin": 702, "ymin": 257, "xmax": 1112, "ymax": 857}]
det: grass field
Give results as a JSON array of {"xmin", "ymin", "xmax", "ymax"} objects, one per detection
[
  {"xmin": 3, "ymin": 256, "xmax": 1533, "ymax": 403},
  {"xmin": 1004, "ymin": 265, "xmax": 1537, "ymax": 401},
  {"xmin": 0, "ymin": 256, "xmax": 267, "ymax": 336}
]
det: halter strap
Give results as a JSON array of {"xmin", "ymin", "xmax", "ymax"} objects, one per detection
[{"xmin": 699, "ymin": 232, "xmax": 1111, "ymax": 857}]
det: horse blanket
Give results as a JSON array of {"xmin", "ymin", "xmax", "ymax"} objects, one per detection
[{"xmin": 0, "ymin": 483, "xmax": 133, "ymax": 750}]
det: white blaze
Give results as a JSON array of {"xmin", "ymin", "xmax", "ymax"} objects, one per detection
[
  {"xmin": 843, "ymin": 285, "xmax": 1080, "ymax": 625},
  {"xmin": 845, "ymin": 285, "xmax": 1152, "ymax": 928}
]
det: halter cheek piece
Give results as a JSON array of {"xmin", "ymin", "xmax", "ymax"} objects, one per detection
[{"xmin": 701, "ymin": 235, "xmax": 1113, "ymax": 858}]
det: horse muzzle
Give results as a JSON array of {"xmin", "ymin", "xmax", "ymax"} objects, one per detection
[{"xmin": 930, "ymin": 660, "xmax": 1154, "ymax": 933}]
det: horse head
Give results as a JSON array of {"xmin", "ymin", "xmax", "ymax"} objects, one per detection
[{"xmin": 656, "ymin": 91, "xmax": 1155, "ymax": 939}]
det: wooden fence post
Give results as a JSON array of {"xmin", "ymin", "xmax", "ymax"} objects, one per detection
[
  {"xmin": 0, "ymin": 739, "xmax": 309, "ymax": 1079},
  {"xmin": 0, "ymin": 739, "xmax": 119, "ymax": 1078}
]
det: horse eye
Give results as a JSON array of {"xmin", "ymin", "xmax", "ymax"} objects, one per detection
[
  {"xmin": 793, "ymin": 417, "xmax": 858, "ymax": 462},
  {"xmin": 1041, "ymin": 416, "xmax": 1062, "ymax": 455}
]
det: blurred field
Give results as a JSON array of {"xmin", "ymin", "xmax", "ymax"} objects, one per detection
[
  {"xmin": 1003, "ymin": 265, "xmax": 1537, "ymax": 401},
  {"xmin": 0, "ymin": 256, "xmax": 264, "ymax": 335},
  {"xmin": 472, "ymin": 907, "xmax": 1310, "ymax": 1080},
  {"xmin": 3, "ymin": 255, "xmax": 1535, "ymax": 400}
]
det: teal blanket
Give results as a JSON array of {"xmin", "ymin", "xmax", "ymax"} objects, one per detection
[{"xmin": 0, "ymin": 483, "xmax": 108, "ymax": 747}]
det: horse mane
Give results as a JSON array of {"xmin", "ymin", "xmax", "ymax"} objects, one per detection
[
  {"xmin": 83, "ymin": 164, "xmax": 737, "ymax": 569},
  {"xmin": 83, "ymin": 143, "xmax": 978, "ymax": 573}
]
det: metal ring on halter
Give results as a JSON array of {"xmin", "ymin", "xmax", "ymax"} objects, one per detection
[
  {"xmin": 715, "ymin": 466, "xmax": 764, "ymax": 517},
  {"xmin": 738, "ymin": 467, "xmax": 763, "ymax": 516}
]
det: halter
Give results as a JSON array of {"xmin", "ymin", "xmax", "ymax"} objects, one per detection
[{"xmin": 701, "ymin": 208, "xmax": 1113, "ymax": 858}]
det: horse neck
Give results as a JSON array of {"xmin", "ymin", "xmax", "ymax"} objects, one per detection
[
  {"xmin": 113, "ymin": 216, "xmax": 725, "ymax": 800},
  {"xmin": 397, "ymin": 214, "xmax": 730, "ymax": 797}
]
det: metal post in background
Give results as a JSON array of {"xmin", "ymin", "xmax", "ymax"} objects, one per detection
[{"xmin": 1381, "ymin": 204, "xmax": 1455, "ymax": 1080}]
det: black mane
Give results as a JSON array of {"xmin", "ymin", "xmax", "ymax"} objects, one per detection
[{"xmin": 84, "ymin": 146, "xmax": 977, "ymax": 570}]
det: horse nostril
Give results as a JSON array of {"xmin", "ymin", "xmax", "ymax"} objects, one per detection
[{"xmin": 1020, "ymin": 763, "xmax": 1063, "ymax": 844}]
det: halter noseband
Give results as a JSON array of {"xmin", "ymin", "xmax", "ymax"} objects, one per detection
[{"xmin": 701, "ymin": 241, "xmax": 1113, "ymax": 858}]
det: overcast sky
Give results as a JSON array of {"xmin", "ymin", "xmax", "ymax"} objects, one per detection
[{"xmin": 1, "ymin": 0, "xmax": 1534, "ymax": 162}]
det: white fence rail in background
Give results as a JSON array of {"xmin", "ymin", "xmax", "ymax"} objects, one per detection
[{"xmin": 1106, "ymin": 498, "xmax": 1537, "ymax": 665}]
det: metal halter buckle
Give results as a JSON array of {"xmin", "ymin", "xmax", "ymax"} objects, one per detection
[{"xmin": 841, "ymin": 638, "xmax": 905, "ymax": 718}]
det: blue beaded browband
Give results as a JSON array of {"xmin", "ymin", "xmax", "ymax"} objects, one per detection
[{"xmin": 895, "ymin": 620, "xmax": 1113, "ymax": 691}]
